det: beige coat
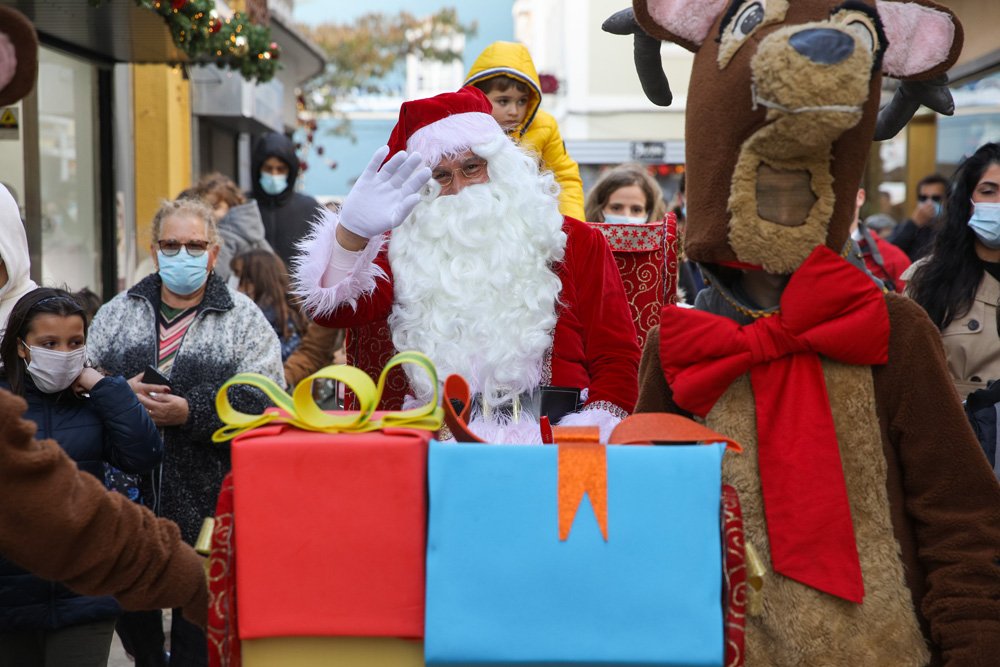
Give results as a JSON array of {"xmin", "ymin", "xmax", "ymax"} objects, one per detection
[
  {"xmin": 939, "ymin": 273, "xmax": 1000, "ymax": 398},
  {"xmin": 902, "ymin": 262, "xmax": 1000, "ymax": 399}
]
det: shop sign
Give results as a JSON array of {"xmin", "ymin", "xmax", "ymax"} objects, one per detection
[{"xmin": 0, "ymin": 107, "xmax": 18, "ymax": 140}]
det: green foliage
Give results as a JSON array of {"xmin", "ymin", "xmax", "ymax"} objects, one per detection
[
  {"xmin": 298, "ymin": 8, "xmax": 477, "ymax": 134},
  {"xmin": 89, "ymin": 0, "xmax": 281, "ymax": 83}
]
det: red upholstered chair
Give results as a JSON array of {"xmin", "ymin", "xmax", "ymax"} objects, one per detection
[{"xmin": 589, "ymin": 212, "xmax": 678, "ymax": 348}]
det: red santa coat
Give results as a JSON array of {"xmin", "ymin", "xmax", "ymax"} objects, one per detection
[{"xmin": 313, "ymin": 217, "xmax": 641, "ymax": 415}]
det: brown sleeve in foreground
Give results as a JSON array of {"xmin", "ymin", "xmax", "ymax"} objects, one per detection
[
  {"xmin": 284, "ymin": 321, "xmax": 345, "ymax": 387},
  {"xmin": 878, "ymin": 295, "xmax": 1000, "ymax": 666},
  {"xmin": 0, "ymin": 390, "xmax": 208, "ymax": 628}
]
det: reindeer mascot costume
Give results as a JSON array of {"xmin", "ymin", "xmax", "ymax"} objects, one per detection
[{"xmin": 608, "ymin": 1, "xmax": 1000, "ymax": 665}]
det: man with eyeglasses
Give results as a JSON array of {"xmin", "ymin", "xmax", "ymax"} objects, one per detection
[
  {"xmin": 293, "ymin": 87, "xmax": 640, "ymax": 441},
  {"xmin": 889, "ymin": 173, "xmax": 949, "ymax": 261}
]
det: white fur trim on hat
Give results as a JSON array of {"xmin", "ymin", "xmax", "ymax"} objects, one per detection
[{"xmin": 406, "ymin": 111, "xmax": 505, "ymax": 168}]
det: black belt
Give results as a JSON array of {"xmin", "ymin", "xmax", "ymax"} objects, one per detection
[{"xmin": 452, "ymin": 385, "xmax": 582, "ymax": 424}]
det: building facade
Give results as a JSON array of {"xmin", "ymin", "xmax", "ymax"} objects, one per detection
[
  {"xmin": 512, "ymin": 0, "xmax": 693, "ymax": 205},
  {"xmin": 0, "ymin": 0, "xmax": 323, "ymax": 296}
]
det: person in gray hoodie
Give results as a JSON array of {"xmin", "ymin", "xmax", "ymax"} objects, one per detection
[
  {"xmin": 190, "ymin": 172, "xmax": 273, "ymax": 281},
  {"xmin": 250, "ymin": 133, "xmax": 321, "ymax": 268}
]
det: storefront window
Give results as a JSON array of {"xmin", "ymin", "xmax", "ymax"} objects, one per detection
[
  {"xmin": 37, "ymin": 48, "xmax": 100, "ymax": 295},
  {"xmin": 939, "ymin": 68, "xmax": 1000, "ymax": 175}
]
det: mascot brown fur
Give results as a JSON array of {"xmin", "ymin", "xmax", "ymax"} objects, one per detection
[{"xmin": 607, "ymin": 1, "xmax": 1000, "ymax": 665}]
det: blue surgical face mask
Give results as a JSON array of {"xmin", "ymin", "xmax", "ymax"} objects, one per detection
[
  {"xmin": 681, "ymin": 204, "xmax": 687, "ymax": 220},
  {"xmin": 932, "ymin": 201, "xmax": 942, "ymax": 218},
  {"xmin": 260, "ymin": 172, "xmax": 288, "ymax": 196},
  {"xmin": 158, "ymin": 250, "xmax": 210, "ymax": 296},
  {"xmin": 603, "ymin": 213, "xmax": 647, "ymax": 225},
  {"xmin": 968, "ymin": 200, "xmax": 1000, "ymax": 249}
]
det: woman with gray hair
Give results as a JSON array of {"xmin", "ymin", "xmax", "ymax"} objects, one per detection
[{"xmin": 86, "ymin": 198, "xmax": 283, "ymax": 666}]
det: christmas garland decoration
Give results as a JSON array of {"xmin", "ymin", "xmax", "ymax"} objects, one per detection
[{"xmin": 89, "ymin": 0, "xmax": 281, "ymax": 83}]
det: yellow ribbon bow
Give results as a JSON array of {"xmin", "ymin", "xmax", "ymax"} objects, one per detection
[{"xmin": 212, "ymin": 350, "xmax": 444, "ymax": 442}]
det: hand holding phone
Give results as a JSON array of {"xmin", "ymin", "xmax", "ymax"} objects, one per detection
[
  {"xmin": 141, "ymin": 365, "xmax": 172, "ymax": 388},
  {"xmin": 129, "ymin": 366, "xmax": 173, "ymax": 400}
]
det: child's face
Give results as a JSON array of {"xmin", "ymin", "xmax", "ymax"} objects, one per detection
[{"xmin": 485, "ymin": 88, "xmax": 530, "ymax": 131}]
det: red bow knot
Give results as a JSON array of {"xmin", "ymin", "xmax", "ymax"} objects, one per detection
[
  {"xmin": 660, "ymin": 246, "xmax": 889, "ymax": 603},
  {"xmin": 744, "ymin": 315, "xmax": 809, "ymax": 365}
]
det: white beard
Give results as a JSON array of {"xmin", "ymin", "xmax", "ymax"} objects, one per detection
[{"xmin": 388, "ymin": 142, "xmax": 566, "ymax": 410}]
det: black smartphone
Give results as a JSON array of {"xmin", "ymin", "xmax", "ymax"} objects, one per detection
[{"xmin": 141, "ymin": 365, "xmax": 172, "ymax": 388}]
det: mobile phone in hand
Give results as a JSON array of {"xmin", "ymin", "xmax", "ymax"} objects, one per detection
[{"xmin": 141, "ymin": 365, "xmax": 172, "ymax": 388}]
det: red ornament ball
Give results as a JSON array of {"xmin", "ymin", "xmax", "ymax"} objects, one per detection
[{"xmin": 171, "ymin": 0, "xmax": 186, "ymax": 10}]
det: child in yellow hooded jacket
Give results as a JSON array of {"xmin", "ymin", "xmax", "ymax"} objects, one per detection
[{"xmin": 464, "ymin": 42, "xmax": 585, "ymax": 220}]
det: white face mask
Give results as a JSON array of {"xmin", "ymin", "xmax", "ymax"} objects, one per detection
[
  {"xmin": 21, "ymin": 343, "xmax": 87, "ymax": 393},
  {"xmin": 603, "ymin": 213, "xmax": 648, "ymax": 225},
  {"xmin": 226, "ymin": 274, "xmax": 241, "ymax": 291}
]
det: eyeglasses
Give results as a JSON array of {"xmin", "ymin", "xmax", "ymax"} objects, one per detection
[
  {"xmin": 157, "ymin": 240, "xmax": 210, "ymax": 257},
  {"xmin": 918, "ymin": 194, "xmax": 943, "ymax": 203},
  {"xmin": 431, "ymin": 160, "xmax": 487, "ymax": 188}
]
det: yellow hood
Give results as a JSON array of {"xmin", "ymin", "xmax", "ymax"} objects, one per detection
[{"xmin": 464, "ymin": 41, "xmax": 542, "ymax": 138}]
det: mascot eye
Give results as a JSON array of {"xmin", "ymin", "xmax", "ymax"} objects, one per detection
[
  {"xmin": 847, "ymin": 20, "xmax": 876, "ymax": 52},
  {"xmin": 733, "ymin": 2, "xmax": 766, "ymax": 40}
]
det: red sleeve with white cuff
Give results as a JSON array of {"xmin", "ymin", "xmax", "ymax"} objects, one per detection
[{"xmin": 290, "ymin": 209, "xmax": 395, "ymax": 328}]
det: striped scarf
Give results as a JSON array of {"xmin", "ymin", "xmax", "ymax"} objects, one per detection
[{"xmin": 158, "ymin": 303, "xmax": 198, "ymax": 375}]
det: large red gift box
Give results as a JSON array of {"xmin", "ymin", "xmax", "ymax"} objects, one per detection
[{"xmin": 231, "ymin": 423, "xmax": 430, "ymax": 640}]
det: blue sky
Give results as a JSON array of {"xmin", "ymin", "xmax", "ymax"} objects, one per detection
[
  {"xmin": 293, "ymin": 0, "xmax": 514, "ymax": 73},
  {"xmin": 292, "ymin": 1, "xmax": 515, "ymax": 197}
]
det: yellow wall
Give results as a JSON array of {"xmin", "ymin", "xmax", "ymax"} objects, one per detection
[
  {"xmin": 904, "ymin": 116, "xmax": 939, "ymax": 214},
  {"xmin": 132, "ymin": 64, "xmax": 191, "ymax": 256}
]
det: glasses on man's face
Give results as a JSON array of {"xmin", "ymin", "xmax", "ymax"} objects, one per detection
[
  {"xmin": 431, "ymin": 160, "xmax": 487, "ymax": 188},
  {"xmin": 158, "ymin": 240, "xmax": 210, "ymax": 257},
  {"xmin": 918, "ymin": 194, "xmax": 943, "ymax": 203}
]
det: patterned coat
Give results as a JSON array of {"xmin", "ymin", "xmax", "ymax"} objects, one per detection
[{"xmin": 87, "ymin": 272, "xmax": 284, "ymax": 543}]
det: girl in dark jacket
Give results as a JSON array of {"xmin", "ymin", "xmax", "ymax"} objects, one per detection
[
  {"xmin": 230, "ymin": 249, "xmax": 308, "ymax": 361},
  {"xmin": 0, "ymin": 288, "xmax": 162, "ymax": 666}
]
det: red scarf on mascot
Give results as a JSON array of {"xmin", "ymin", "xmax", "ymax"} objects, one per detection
[{"xmin": 660, "ymin": 245, "xmax": 889, "ymax": 603}]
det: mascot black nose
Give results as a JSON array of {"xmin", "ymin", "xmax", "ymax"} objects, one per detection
[{"xmin": 789, "ymin": 28, "xmax": 855, "ymax": 65}]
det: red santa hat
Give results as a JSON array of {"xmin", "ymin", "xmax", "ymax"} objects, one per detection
[{"xmin": 385, "ymin": 87, "xmax": 506, "ymax": 168}]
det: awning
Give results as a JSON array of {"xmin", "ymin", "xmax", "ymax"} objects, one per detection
[
  {"xmin": 2, "ymin": 0, "xmax": 184, "ymax": 63},
  {"xmin": 190, "ymin": 63, "xmax": 284, "ymax": 134}
]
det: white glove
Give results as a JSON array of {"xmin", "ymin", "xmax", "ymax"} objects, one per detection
[{"xmin": 338, "ymin": 145, "xmax": 432, "ymax": 239}]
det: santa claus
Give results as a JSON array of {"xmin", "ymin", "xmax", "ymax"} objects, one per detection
[{"xmin": 293, "ymin": 87, "xmax": 640, "ymax": 441}]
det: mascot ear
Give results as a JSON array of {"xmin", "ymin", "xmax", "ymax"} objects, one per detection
[
  {"xmin": 633, "ymin": 0, "xmax": 729, "ymax": 52},
  {"xmin": 877, "ymin": 0, "xmax": 963, "ymax": 80}
]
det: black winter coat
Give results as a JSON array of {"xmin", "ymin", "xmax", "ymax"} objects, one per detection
[
  {"xmin": 0, "ymin": 375, "xmax": 162, "ymax": 631},
  {"xmin": 249, "ymin": 132, "xmax": 321, "ymax": 267}
]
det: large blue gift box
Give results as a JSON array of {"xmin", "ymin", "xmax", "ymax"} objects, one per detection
[{"xmin": 425, "ymin": 440, "xmax": 727, "ymax": 666}]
